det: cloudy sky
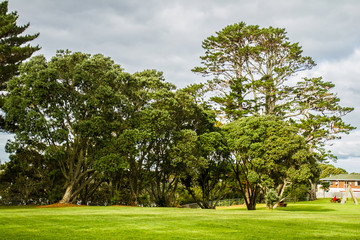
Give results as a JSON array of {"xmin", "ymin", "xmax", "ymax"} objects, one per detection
[{"xmin": 3, "ymin": 0, "xmax": 360, "ymax": 172}]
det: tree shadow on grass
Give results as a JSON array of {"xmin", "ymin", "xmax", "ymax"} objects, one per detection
[
  {"xmin": 275, "ymin": 205, "xmax": 335, "ymax": 212},
  {"xmin": 221, "ymin": 205, "xmax": 335, "ymax": 212},
  {"xmin": 0, "ymin": 205, "xmax": 37, "ymax": 210}
]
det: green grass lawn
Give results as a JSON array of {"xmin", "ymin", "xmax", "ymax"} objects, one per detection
[{"xmin": 0, "ymin": 199, "xmax": 359, "ymax": 239}]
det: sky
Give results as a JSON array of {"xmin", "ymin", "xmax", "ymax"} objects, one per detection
[{"xmin": 2, "ymin": 0, "xmax": 360, "ymax": 173}]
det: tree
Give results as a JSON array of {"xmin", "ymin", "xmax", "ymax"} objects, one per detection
[
  {"xmin": 99, "ymin": 69, "xmax": 177, "ymax": 206},
  {"xmin": 0, "ymin": 1, "xmax": 40, "ymax": 88},
  {"xmin": 0, "ymin": 148, "xmax": 64, "ymax": 205},
  {"xmin": 319, "ymin": 181, "xmax": 330, "ymax": 194},
  {"xmin": 192, "ymin": 22, "xmax": 354, "ymax": 156},
  {"xmin": 180, "ymin": 128, "xmax": 231, "ymax": 209},
  {"xmin": 143, "ymin": 91, "xmax": 199, "ymax": 207},
  {"xmin": 193, "ymin": 22, "xmax": 354, "ymax": 201},
  {"xmin": 146, "ymin": 88, "xmax": 231, "ymax": 208},
  {"xmin": 287, "ymin": 77, "xmax": 354, "ymax": 200},
  {"xmin": 223, "ymin": 115, "xmax": 319, "ymax": 210},
  {"xmin": 2, "ymin": 51, "xmax": 128, "ymax": 204},
  {"xmin": 320, "ymin": 163, "xmax": 347, "ymax": 178},
  {"xmin": 137, "ymin": 89, "xmax": 214, "ymax": 207}
]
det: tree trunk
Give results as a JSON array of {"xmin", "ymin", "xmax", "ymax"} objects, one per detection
[
  {"xmin": 128, "ymin": 192, "xmax": 138, "ymax": 206},
  {"xmin": 308, "ymin": 179, "xmax": 317, "ymax": 201},
  {"xmin": 246, "ymin": 200, "xmax": 256, "ymax": 210},
  {"xmin": 273, "ymin": 180, "xmax": 288, "ymax": 209},
  {"xmin": 244, "ymin": 190, "xmax": 257, "ymax": 210},
  {"xmin": 59, "ymin": 185, "xmax": 73, "ymax": 204}
]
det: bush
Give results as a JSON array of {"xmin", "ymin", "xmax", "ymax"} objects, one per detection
[{"xmin": 265, "ymin": 189, "xmax": 280, "ymax": 209}]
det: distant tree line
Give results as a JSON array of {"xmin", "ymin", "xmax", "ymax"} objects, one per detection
[{"xmin": 0, "ymin": 2, "xmax": 354, "ymax": 210}]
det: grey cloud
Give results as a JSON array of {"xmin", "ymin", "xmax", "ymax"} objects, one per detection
[
  {"xmin": 3, "ymin": 0, "xmax": 360, "ymax": 171},
  {"xmin": 10, "ymin": 0, "xmax": 360, "ymax": 80}
]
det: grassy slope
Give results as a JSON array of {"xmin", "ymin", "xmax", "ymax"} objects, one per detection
[{"xmin": 0, "ymin": 199, "xmax": 359, "ymax": 239}]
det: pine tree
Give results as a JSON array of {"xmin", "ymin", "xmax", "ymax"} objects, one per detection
[{"xmin": 0, "ymin": 1, "xmax": 40, "ymax": 89}]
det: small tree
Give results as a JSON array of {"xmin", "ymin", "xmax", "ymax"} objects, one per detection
[
  {"xmin": 265, "ymin": 189, "xmax": 280, "ymax": 209},
  {"xmin": 320, "ymin": 181, "xmax": 330, "ymax": 193}
]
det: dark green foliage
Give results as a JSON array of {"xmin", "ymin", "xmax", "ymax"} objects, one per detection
[
  {"xmin": 0, "ymin": 149, "xmax": 64, "ymax": 204},
  {"xmin": 223, "ymin": 115, "xmax": 320, "ymax": 210},
  {"xmin": 180, "ymin": 129, "xmax": 231, "ymax": 209},
  {"xmin": 101, "ymin": 69, "xmax": 178, "ymax": 206},
  {"xmin": 2, "ymin": 51, "xmax": 128, "ymax": 203},
  {"xmin": 319, "ymin": 181, "xmax": 330, "ymax": 193},
  {"xmin": 283, "ymin": 183, "xmax": 311, "ymax": 202},
  {"xmin": 0, "ymin": 1, "xmax": 40, "ymax": 88}
]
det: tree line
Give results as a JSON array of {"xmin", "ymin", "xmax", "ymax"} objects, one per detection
[{"xmin": 0, "ymin": 1, "xmax": 354, "ymax": 210}]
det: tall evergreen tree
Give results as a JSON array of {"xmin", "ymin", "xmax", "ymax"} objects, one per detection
[
  {"xmin": 0, "ymin": 1, "xmax": 40, "ymax": 89},
  {"xmin": 193, "ymin": 22, "xmax": 354, "ymax": 160},
  {"xmin": 193, "ymin": 22, "xmax": 354, "ymax": 203}
]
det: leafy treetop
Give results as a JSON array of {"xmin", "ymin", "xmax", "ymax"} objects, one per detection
[{"xmin": 0, "ymin": 0, "xmax": 40, "ymax": 88}]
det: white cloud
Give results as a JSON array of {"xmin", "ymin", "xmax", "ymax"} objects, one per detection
[
  {"xmin": 329, "ymin": 130, "xmax": 360, "ymax": 159},
  {"xmin": 334, "ymin": 157, "xmax": 360, "ymax": 174},
  {"xmin": 298, "ymin": 49, "xmax": 360, "ymax": 127}
]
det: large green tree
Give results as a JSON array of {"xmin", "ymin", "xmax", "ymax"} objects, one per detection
[
  {"xmin": 192, "ymin": 22, "xmax": 354, "ymax": 157},
  {"xmin": 193, "ymin": 22, "xmax": 354, "ymax": 202},
  {"xmin": 113, "ymin": 84, "xmax": 222, "ymax": 207},
  {"xmin": 142, "ymin": 90, "xmax": 201, "ymax": 207},
  {"xmin": 144, "ymin": 89, "xmax": 230, "ymax": 208},
  {"xmin": 2, "ymin": 51, "xmax": 128, "ymax": 204},
  {"xmin": 0, "ymin": 1, "xmax": 40, "ymax": 88},
  {"xmin": 98, "ymin": 69, "xmax": 177, "ymax": 206},
  {"xmin": 223, "ymin": 115, "xmax": 319, "ymax": 210}
]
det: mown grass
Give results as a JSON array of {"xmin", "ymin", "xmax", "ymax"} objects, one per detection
[{"xmin": 0, "ymin": 199, "xmax": 359, "ymax": 239}]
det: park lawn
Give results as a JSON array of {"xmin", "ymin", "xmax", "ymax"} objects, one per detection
[{"xmin": 0, "ymin": 199, "xmax": 359, "ymax": 239}]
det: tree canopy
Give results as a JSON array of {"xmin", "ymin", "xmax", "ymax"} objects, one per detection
[
  {"xmin": 193, "ymin": 21, "xmax": 354, "ymax": 161},
  {"xmin": 192, "ymin": 22, "xmax": 315, "ymax": 119},
  {"xmin": 2, "ymin": 51, "xmax": 128, "ymax": 203},
  {"xmin": 1, "ymin": 51, "xmax": 228, "ymax": 207},
  {"xmin": 0, "ymin": 20, "xmax": 354, "ymax": 209},
  {"xmin": 320, "ymin": 163, "xmax": 347, "ymax": 179}
]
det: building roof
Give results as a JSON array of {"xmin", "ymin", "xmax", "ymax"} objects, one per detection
[{"xmin": 321, "ymin": 174, "xmax": 360, "ymax": 181}]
